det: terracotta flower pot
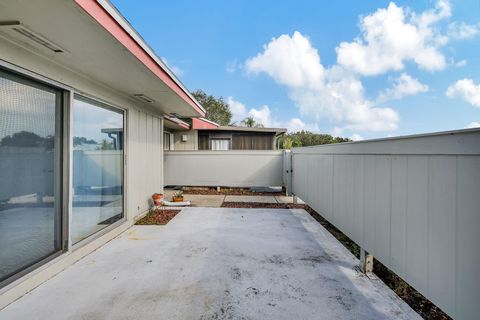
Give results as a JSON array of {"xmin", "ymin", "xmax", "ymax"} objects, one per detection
[
  {"xmin": 172, "ymin": 196, "xmax": 184, "ymax": 202},
  {"xmin": 152, "ymin": 193, "xmax": 164, "ymax": 206}
]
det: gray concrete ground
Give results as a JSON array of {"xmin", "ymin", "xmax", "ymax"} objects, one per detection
[
  {"xmin": 181, "ymin": 194, "xmax": 226, "ymax": 207},
  {"xmin": 0, "ymin": 208, "xmax": 419, "ymax": 320},
  {"xmin": 224, "ymin": 195, "xmax": 277, "ymax": 203},
  {"xmin": 275, "ymin": 195, "xmax": 305, "ymax": 204},
  {"xmin": 163, "ymin": 189, "xmax": 226, "ymax": 207},
  {"xmin": 163, "ymin": 188, "xmax": 302, "ymax": 207}
]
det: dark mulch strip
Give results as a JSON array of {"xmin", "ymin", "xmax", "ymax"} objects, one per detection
[
  {"xmin": 182, "ymin": 187, "xmax": 284, "ymax": 196},
  {"xmin": 221, "ymin": 201, "xmax": 451, "ymax": 320},
  {"xmin": 135, "ymin": 209, "xmax": 181, "ymax": 225},
  {"xmin": 221, "ymin": 202, "xmax": 306, "ymax": 209}
]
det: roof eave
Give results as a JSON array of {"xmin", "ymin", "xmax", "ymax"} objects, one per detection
[{"xmin": 75, "ymin": 0, "xmax": 205, "ymax": 117}]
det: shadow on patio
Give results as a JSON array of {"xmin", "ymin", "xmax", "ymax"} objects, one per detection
[{"xmin": 0, "ymin": 207, "xmax": 419, "ymax": 320}]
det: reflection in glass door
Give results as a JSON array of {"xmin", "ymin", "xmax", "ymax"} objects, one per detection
[
  {"xmin": 72, "ymin": 96, "xmax": 124, "ymax": 244},
  {"xmin": 0, "ymin": 69, "xmax": 63, "ymax": 285}
]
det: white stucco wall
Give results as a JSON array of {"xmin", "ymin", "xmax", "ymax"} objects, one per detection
[
  {"xmin": 0, "ymin": 35, "xmax": 164, "ymax": 308},
  {"xmin": 164, "ymin": 150, "xmax": 284, "ymax": 187},
  {"xmin": 173, "ymin": 130, "xmax": 198, "ymax": 150},
  {"xmin": 290, "ymin": 129, "xmax": 480, "ymax": 319}
]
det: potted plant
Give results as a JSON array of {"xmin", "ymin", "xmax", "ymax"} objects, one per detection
[
  {"xmin": 151, "ymin": 193, "xmax": 164, "ymax": 206},
  {"xmin": 172, "ymin": 190, "xmax": 184, "ymax": 202}
]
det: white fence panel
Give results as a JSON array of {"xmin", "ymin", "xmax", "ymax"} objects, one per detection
[
  {"xmin": 291, "ymin": 129, "xmax": 480, "ymax": 320},
  {"xmin": 164, "ymin": 150, "xmax": 284, "ymax": 187}
]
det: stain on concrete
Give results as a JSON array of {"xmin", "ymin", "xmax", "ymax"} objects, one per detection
[
  {"xmin": 245, "ymin": 286, "xmax": 269, "ymax": 298},
  {"xmin": 329, "ymin": 287, "xmax": 356, "ymax": 311},
  {"xmin": 186, "ymin": 246, "xmax": 208, "ymax": 258},
  {"xmin": 262, "ymin": 254, "xmax": 293, "ymax": 267},
  {"xmin": 229, "ymin": 268, "xmax": 242, "ymax": 281},
  {"xmin": 200, "ymin": 288, "xmax": 241, "ymax": 320},
  {"xmin": 299, "ymin": 254, "xmax": 333, "ymax": 266},
  {"xmin": 0, "ymin": 208, "xmax": 421, "ymax": 320}
]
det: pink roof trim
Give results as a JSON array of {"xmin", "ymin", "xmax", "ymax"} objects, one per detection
[
  {"xmin": 164, "ymin": 116, "xmax": 191, "ymax": 130},
  {"xmin": 192, "ymin": 118, "xmax": 220, "ymax": 129},
  {"xmin": 74, "ymin": 0, "xmax": 205, "ymax": 117}
]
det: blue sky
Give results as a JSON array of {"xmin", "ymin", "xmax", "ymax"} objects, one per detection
[{"xmin": 112, "ymin": 0, "xmax": 480, "ymax": 140}]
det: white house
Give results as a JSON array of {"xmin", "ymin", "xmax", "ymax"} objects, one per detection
[{"xmin": 0, "ymin": 0, "xmax": 205, "ymax": 307}]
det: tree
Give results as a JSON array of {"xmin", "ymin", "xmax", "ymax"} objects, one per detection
[
  {"xmin": 240, "ymin": 116, "xmax": 264, "ymax": 128},
  {"xmin": 192, "ymin": 90, "xmax": 232, "ymax": 126},
  {"xmin": 278, "ymin": 130, "xmax": 350, "ymax": 149},
  {"xmin": 282, "ymin": 137, "xmax": 293, "ymax": 149},
  {"xmin": 97, "ymin": 139, "xmax": 114, "ymax": 150},
  {"xmin": 0, "ymin": 131, "xmax": 55, "ymax": 150},
  {"xmin": 73, "ymin": 136, "xmax": 98, "ymax": 147}
]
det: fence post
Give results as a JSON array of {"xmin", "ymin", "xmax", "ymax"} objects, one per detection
[
  {"xmin": 359, "ymin": 248, "xmax": 374, "ymax": 275},
  {"xmin": 283, "ymin": 150, "xmax": 292, "ymax": 196}
]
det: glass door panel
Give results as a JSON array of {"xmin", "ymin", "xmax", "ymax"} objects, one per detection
[
  {"xmin": 0, "ymin": 69, "xmax": 62, "ymax": 284},
  {"xmin": 72, "ymin": 96, "xmax": 124, "ymax": 244}
]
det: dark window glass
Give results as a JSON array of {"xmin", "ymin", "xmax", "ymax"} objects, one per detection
[
  {"xmin": 0, "ymin": 69, "xmax": 62, "ymax": 284},
  {"xmin": 72, "ymin": 96, "xmax": 124, "ymax": 244},
  {"xmin": 163, "ymin": 132, "xmax": 171, "ymax": 150}
]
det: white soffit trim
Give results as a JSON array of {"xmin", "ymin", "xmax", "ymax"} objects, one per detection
[{"xmin": 96, "ymin": 0, "xmax": 205, "ymax": 114}]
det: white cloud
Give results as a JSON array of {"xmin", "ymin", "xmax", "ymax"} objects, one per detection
[
  {"xmin": 332, "ymin": 127, "xmax": 344, "ymax": 137},
  {"xmin": 245, "ymin": 32, "xmax": 399, "ymax": 132},
  {"xmin": 246, "ymin": 31, "xmax": 324, "ymax": 89},
  {"xmin": 227, "ymin": 97, "xmax": 318, "ymax": 132},
  {"xmin": 455, "ymin": 59, "xmax": 467, "ymax": 67},
  {"xmin": 248, "ymin": 105, "xmax": 273, "ymax": 127},
  {"xmin": 446, "ymin": 79, "xmax": 480, "ymax": 108},
  {"xmin": 378, "ymin": 73, "xmax": 429, "ymax": 102},
  {"xmin": 161, "ymin": 57, "xmax": 184, "ymax": 76},
  {"xmin": 350, "ymin": 134, "xmax": 365, "ymax": 141},
  {"xmin": 226, "ymin": 96, "xmax": 247, "ymax": 123},
  {"xmin": 226, "ymin": 97, "xmax": 273, "ymax": 127},
  {"xmin": 336, "ymin": 1, "xmax": 450, "ymax": 76},
  {"xmin": 465, "ymin": 121, "xmax": 480, "ymax": 129},
  {"xmin": 243, "ymin": 1, "xmax": 479, "ymax": 134},
  {"xmin": 226, "ymin": 60, "xmax": 240, "ymax": 73},
  {"xmin": 285, "ymin": 118, "xmax": 320, "ymax": 133},
  {"xmin": 448, "ymin": 22, "xmax": 480, "ymax": 40}
]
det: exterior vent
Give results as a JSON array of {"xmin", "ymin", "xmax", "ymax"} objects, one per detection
[
  {"xmin": 0, "ymin": 21, "xmax": 65, "ymax": 53},
  {"xmin": 133, "ymin": 94, "xmax": 155, "ymax": 103}
]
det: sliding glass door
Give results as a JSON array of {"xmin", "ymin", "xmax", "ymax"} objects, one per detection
[
  {"xmin": 0, "ymin": 69, "xmax": 63, "ymax": 285},
  {"xmin": 72, "ymin": 96, "xmax": 124, "ymax": 244},
  {"xmin": 0, "ymin": 66, "xmax": 126, "ymax": 285}
]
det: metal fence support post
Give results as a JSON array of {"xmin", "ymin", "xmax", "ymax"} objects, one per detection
[
  {"xmin": 359, "ymin": 248, "xmax": 374, "ymax": 274},
  {"xmin": 283, "ymin": 150, "xmax": 292, "ymax": 196}
]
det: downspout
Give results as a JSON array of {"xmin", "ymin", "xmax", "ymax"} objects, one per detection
[{"xmin": 107, "ymin": 133, "xmax": 117, "ymax": 150}]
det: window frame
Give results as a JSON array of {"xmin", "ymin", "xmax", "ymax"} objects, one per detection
[
  {"xmin": 210, "ymin": 138, "xmax": 231, "ymax": 150},
  {"xmin": 163, "ymin": 131, "xmax": 174, "ymax": 151},
  {"xmin": 0, "ymin": 60, "xmax": 129, "ymax": 289},
  {"xmin": 0, "ymin": 60, "xmax": 71, "ymax": 288},
  {"xmin": 70, "ymin": 93, "xmax": 127, "ymax": 249}
]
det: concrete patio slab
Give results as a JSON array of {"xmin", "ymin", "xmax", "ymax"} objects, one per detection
[
  {"xmin": 224, "ymin": 195, "xmax": 278, "ymax": 203},
  {"xmin": 0, "ymin": 207, "xmax": 419, "ymax": 320},
  {"xmin": 163, "ymin": 189, "xmax": 225, "ymax": 207},
  {"xmin": 183, "ymin": 194, "xmax": 226, "ymax": 207},
  {"xmin": 275, "ymin": 195, "xmax": 305, "ymax": 204}
]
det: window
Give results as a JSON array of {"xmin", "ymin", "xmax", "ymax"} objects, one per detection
[
  {"xmin": 211, "ymin": 139, "xmax": 230, "ymax": 150},
  {"xmin": 0, "ymin": 69, "xmax": 63, "ymax": 284},
  {"xmin": 72, "ymin": 96, "xmax": 124, "ymax": 244},
  {"xmin": 198, "ymin": 133, "xmax": 209, "ymax": 150},
  {"xmin": 163, "ymin": 132, "xmax": 172, "ymax": 150}
]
